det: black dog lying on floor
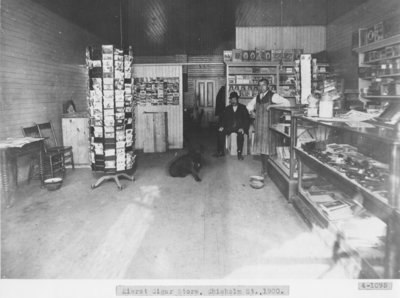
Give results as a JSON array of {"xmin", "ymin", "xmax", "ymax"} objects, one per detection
[{"xmin": 169, "ymin": 146, "xmax": 204, "ymax": 182}]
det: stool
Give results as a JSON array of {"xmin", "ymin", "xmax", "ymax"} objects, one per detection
[
  {"xmin": 249, "ymin": 131, "xmax": 255, "ymax": 155},
  {"xmin": 226, "ymin": 133, "xmax": 248, "ymax": 156}
]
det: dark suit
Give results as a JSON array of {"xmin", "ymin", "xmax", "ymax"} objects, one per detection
[{"xmin": 217, "ymin": 103, "xmax": 250, "ymax": 154}]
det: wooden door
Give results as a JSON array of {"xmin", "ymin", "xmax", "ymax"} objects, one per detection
[{"xmin": 195, "ymin": 80, "xmax": 216, "ymax": 127}]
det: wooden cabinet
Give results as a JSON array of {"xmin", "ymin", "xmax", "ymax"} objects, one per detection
[
  {"xmin": 292, "ymin": 115, "xmax": 400, "ymax": 278},
  {"xmin": 62, "ymin": 117, "xmax": 90, "ymax": 166}
]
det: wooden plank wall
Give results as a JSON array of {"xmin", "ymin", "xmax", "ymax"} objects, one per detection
[
  {"xmin": 133, "ymin": 65, "xmax": 183, "ymax": 149},
  {"xmin": 326, "ymin": 0, "xmax": 400, "ymax": 90},
  {"xmin": 134, "ymin": 55, "xmax": 226, "ymax": 110},
  {"xmin": 236, "ymin": 26, "xmax": 326, "ymax": 53},
  {"xmin": 187, "ymin": 55, "xmax": 226, "ymax": 109},
  {"xmin": 0, "ymin": 0, "xmax": 103, "ymax": 141}
]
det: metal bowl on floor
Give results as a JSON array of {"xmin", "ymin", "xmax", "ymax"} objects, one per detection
[
  {"xmin": 250, "ymin": 175, "xmax": 264, "ymax": 182},
  {"xmin": 249, "ymin": 176, "xmax": 265, "ymax": 189},
  {"xmin": 44, "ymin": 177, "xmax": 63, "ymax": 191}
]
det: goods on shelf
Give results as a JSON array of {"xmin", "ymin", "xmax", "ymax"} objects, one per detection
[
  {"xmin": 360, "ymin": 42, "xmax": 400, "ymax": 97},
  {"xmin": 300, "ymin": 140, "xmax": 390, "ymax": 199},
  {"xmin": 272, "ymin": 123, "xmax": 291, "ymax": 135},
  {"xmin": 303, "ymin": 179, "xmax": 386, "ymax": 244},
  {"xmin": 225, "ymin": 62, "xmax": 297, "ymax": 103},
  {"xmin": 224, "ymin": 48, "xmax": 303, "ymax": 62},
  {"xmin": 318, "ymin": 199, "xmax": 354, "ymax": 221},
  {"xmin": 355, "ymin": 28, "xmax": 400, "ymax": 102}
]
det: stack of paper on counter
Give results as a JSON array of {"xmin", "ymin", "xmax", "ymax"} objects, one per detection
[
  {"xmin": 318, "ymin": 199, "xmax": 353, "ymax": 221},
  {"xmin": 0, "ymin": 137, "xmax": 44, "ymax": 149},
  {"xmin": 309, "ymin": 194, "xmax": 336, "ymax": 204},
  {"xmin": 337, "ymin": 216, "xmax": 386, "ymax": 248}
]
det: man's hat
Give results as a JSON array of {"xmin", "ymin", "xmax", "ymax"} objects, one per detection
[{"xmin": 229, "ymin": 91, "xmax": 239, "ymax": 99}]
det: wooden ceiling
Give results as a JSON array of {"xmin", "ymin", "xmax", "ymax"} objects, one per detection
[{"xmin": 33, "ymin": 0, "xmax": 368, "ymax": 55}]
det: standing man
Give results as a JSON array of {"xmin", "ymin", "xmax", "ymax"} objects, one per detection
[
  {"xmin": 215, "ymin": 91, "xmax": 250, "ymax": 160},
  {"xmin": 247, "ymin": 79, "xmax": 291, "ymax": 177},
  {"xmin": 215, "ymin": 85, "xmax": 226, "ymax": 120}
]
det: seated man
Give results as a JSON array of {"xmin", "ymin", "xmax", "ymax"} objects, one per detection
[{"xmin": 215, "ymin": 91, "xmax": 250, "ymax": 160}]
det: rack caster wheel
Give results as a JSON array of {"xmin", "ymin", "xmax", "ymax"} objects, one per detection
[
  {"xmin": 118, "ymin": 185, "xmax": 125, "ymax": 191},
  {"xmin": 91, "ymin": 184, "xmax": 96, "ymax": 189}
]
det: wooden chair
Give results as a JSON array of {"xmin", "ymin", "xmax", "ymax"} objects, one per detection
[
  {"xmin": 22, "ymin": 125, "xmax": 65, "ymax": 183},
  {"xmin": 36, "ymin": 121, "xmax": 75, "ymax": 169}
]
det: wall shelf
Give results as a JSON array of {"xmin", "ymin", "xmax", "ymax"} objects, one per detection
[
  {"xmin": 361, "ymin": 95, "xmax": 400, "ymax": 100},
  {"xmin": 225, "ymin": 61, "xmax": 294, "ymax": 67},
  {"xmin": 225, "ymin": 61, "xmax": 296, "ymax": 104},
  {"xmin": 356, "ymin": 34, "xmax": 400, "ymax": 105},
  {"xmin": 353, "ymin": 34, "xmax": 400, "ymax": 53},
  {"xmin": 364, "ymin": 54, "xmax": 400, "ymax": 64}
]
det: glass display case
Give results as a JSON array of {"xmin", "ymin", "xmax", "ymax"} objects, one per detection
[
  {"xmin": 267, "ymin": 106, "xmax": 304, "ymax": 200},
  {"xmin": 292, "ymin": 115, "xmax": 400, "ymax": 278}
]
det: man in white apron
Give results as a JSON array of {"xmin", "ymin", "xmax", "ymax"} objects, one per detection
[{"xmin": 247, "ymin": 78, "xmax": 291, "ymax": 178}]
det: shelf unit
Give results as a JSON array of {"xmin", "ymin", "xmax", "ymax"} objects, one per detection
[
  {"xmin": 292, "ymin": 115, "xmax": 400, "ymax": 278},
  {"xmin": 86, "ymin": 45, "xmax": 136, "ymax": 189},
  {"xmin": 361, "ymin": 95, "xmax": 400, "ymax": 101},
  {"xmin": 225, "ymin": 61, "xmax": 296, "ymax": 105},
  {"xmin": 311, "ymin": 62, "xmax": 340, "ymax": 94},
  {"xmin": 354, "ymin": 34, "xmax": 400, "ymax": 104},
  {"xmin": 267, "ymin": 106, "xmax": 304, "ymax": 201}
]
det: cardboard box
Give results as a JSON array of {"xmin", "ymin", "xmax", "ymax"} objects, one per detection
[
  {"xmin": 359, "ymin": 28, "xmax": 368, "ymax": 47},
  {"xmin": 386, "ymin": 46, "xmax": 395, "ymax": 58},
  {"xmin": 374, "ymin": 22, "xmax": 384, "ymax": 41},
  {"xmin": 283, "ymin": 49, "xmax": 294, "ymax": 62},
  {"xmin": 351, "ymin": 31, "xmax": 359, "ymax": 49},
  {"xmin": 294, "ymin": 49, "xmax": 304, "ymax": 60},
  {"xmin": 255, "ymin": 49, "xmax": 262, "ymax": 61},
  {"xmin": 232, "ymin": 49, "xmax": 242, "ymax": 62},
  {"xmin": 366, "ymin": 26, "xmax": 375, "ymax": 44},
  {"xmin": 263, "ymin": 50, "xmax": 271, "ymax": 61},
  {"xmin": 242, "ymin": 50, "xmax": 250, "ymax": 61},
  {"xmin": 272, "ymin": 49, "xmax": 283, "ymax": 62},
  {"xmin": 384, "ymin": 15, "xmax": 400, "ymax": 38},
  {"xmin": 223, "ymin": 50, "xmax": 232, "ymax": 62},
  {"xmin": 249, "ymin": 50, "xmax": 256, "ymax": 61}
]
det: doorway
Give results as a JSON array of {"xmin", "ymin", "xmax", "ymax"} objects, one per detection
[{"xmin": 195, "ymin": 79, "xmax": 216, "ymax": 128}]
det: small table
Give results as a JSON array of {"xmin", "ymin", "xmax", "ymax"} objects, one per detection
[{"xmin": 0, "ymin": 137, "xmax": 44, "ymax": 207}]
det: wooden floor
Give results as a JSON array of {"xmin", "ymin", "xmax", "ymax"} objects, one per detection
[{"xmin": 1, "ymin": 131, "xmax": 353, "ymax": 279}]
